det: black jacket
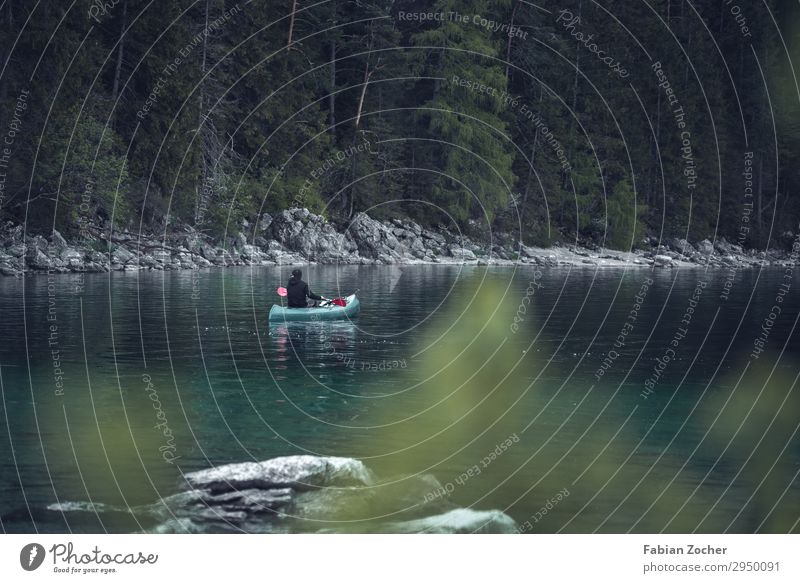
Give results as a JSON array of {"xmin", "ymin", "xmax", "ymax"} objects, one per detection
[{"xmin": 287, "ymin": 277, "xmax": 322, "ymax": 307}]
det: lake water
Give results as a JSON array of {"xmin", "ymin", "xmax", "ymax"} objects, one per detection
[{"xmin": 1, "ymin": 264, "xmax": 798, "ymax": 533}]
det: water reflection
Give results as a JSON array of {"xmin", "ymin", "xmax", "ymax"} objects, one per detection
[{"xmin": 269, "ymin": 321, "xmax": 358, "ymax": 373}]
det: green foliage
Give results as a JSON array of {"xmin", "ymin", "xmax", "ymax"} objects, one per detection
[
  {"xmin": 0, "ymin": 0, "xmax": 795, "ymax": 247},
  {"xmin": 406, "ymin": 0, "xmax": 515, "ymax": 223},
  {"xmin": 605, "ymin": 178, "xmax": 646, "ymax": 250},
  {"xmin": 36, "ymin": 104, "xmax": 131, "ymax": 233}
]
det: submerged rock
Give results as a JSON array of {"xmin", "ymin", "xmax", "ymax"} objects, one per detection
[{"xmin": 382, "ymin": 508, "xmax": 518, "ymax": 534}]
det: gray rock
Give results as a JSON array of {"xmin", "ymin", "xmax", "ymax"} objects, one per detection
[
  {"xmin": 200, "ymin": 488, "xmax": 294, "ymax": 514},
  {"xmin": 51, "ymin": 229, "xmax": 69, "ymax": 249},
  {"xmin": 408, "ymin": 237, "xmax": 427, "ymax": 259},
  {"xmin": 0, "ymin": 265, "xmax": 21, "ymax": 276},
  {"xmin": 25, "ymin": 247, "xmax": 51, "ymax": 270},
  {"xmin": 182, "ymin": 455, "xmax": 374, "ymax": 494},
  {"xmin": 714, "ymin": 237, "xmax": 732, "ymax": 255},
  {"xmin": 240, "ymin": 244, "xmax": 265, "ymax": 260},
  {"xmin": 3, "ymin": 223, "xmax": 23, "ymax": 245},
  {"xmin": 193, "ymin": 256, "xmax": 212, "ymax": 268},
  {"xmin": 381, "ymin": 508, "xmax": 517, "ymax": 534},
  {"xmin": 696, "ymin": 239, "xmax": 715, "ymax": 255},
  {"xmin": 448, "ymin": 245, "xmax": 477, "ymax": 261},
  {"xmin": 271, "ymin": 210, "xmax": 356, "ymax": 262},
  {"xmin": 199, "ymin": 244, "xmax": 216, "ymax": 260},
  {"xmin": 139, "ymin": 255, "xmax": 157, "ymax": 268},
  {"xmin": 258, "ymin": 213, "xmax": 273, "ymax": 232},
  {"xmin": 52, "ymin": 454, "xmax": 516, "ymax": 534},
  {"xmin": 292, "ymin": 208, "xmax": 311, "ymax": 222},
  {"xmin": 653, "ymin": 255, "xmax": 674, "ymax": 267},
  {"xmin": 112, "ymin": 246, "xmax": 135, "ymax": 264},
  {"xmin": 59, "ymin": 247, "xmax": 83, "ymax": 262},
  {"xmin": 348, "ymin": 213, "xmax": 407, "ymax": 261},
  {"xmin": 422, "ymin": 230, "xmax": 446, "ymax": 246},
  {"xmin": 29, "ymin": 235, "xmax": 48, "ymax": 251},
  {"xmin": 184, "ymin": 233, "xmax": 203, "ymax": 253},
  {"xmin": 151, "ymin": 249, "xmax": 172, "ymax": 263},
  {"xmin": 89, "ymin": 251, "xmax": 107, "ymax": 264},
  {"xmin": 7, "ymin": 244, "xmax": 25, "ymax": 258},
  {"xmin": 668, "ymin": 238, "xmax": 693, "ymax": 254}
]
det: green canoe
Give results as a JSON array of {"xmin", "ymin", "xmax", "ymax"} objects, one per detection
[{"xmin": 268, "ymin": 293, "xmax": 360, "ymax": 322}]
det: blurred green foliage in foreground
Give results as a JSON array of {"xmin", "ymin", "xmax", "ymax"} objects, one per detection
[{"xmin": 355, "ymin": 276, "xmax": 799, "ymax": 533}]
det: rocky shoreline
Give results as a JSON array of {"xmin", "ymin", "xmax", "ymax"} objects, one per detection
[{"xmin": 1, "ymin": 208, "xmax": 793, "ymax": 277}]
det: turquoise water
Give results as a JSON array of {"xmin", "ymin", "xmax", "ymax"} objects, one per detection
[{"xmin": 1, "ymin": 265, "xmax": 798, "ymax": 532}]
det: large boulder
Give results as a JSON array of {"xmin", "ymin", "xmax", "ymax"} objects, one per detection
[
  {"xmin": 234, "ymin": 232, "xmax": 248, "ymax": 249},
  {"xmin": 50, "ymin": 229, "xmax": 69, "ymax": 250},
  {"xmin": 448, "ymin": 245, "xmax": 477, "ymax": 261},
  {"xmin": 270, "ymin": 209, "xmax": 357, "ymax": 263},
  {"xmin": 25, "ymin": 241, "xmax": 51, "ymax": 270},
  {"xmin": 182, "ymin": 455, "xmax": 374, "ymax": 494},
  {"xmin": 112, "ymin": 246, "xmax": 136, "ymax": 265},
  {"xmin": 7, "ymin": 244, "xmax": 25, "ymax": 258},
  {"xmin": 714, "ymin": 237, "xmax": 734, "ymax": 256},
  {"xmin": 653, "ymin": 254, "xmax": 674, "ymax": 268},
  {"xmin": 696, "ymin": 239, "xmax": 715, "ymax": 256},
  {"xmin": 1, "ymin": 222, "xmax": 24, "ymax": 245},
  {"xmin": 258, "ymin": 213, "xmax": 273, "ymax": 232},
  {"xmin": 60, "ymin": 248, "xmax": 84, "ymax": 268},
  {"xmin": 183, "ymin": 233, "xmax": 204, "ymax": 253},
  {"xmin": 347, "ymin": 213, "xmax": 409, "ymax": 262},
  {"xmin": 667, "ymin": 238, "xmax": 693, "ymax": 254}
]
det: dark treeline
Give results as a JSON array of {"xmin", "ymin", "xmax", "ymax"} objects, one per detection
[{"xmin": 0, "ymin": 0, "xmax": 797, "ymax": 248}]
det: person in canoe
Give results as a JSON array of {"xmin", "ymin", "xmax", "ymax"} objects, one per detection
[{"xmin": 287, "ymin": 268, "xmax": 328, "ymax": 308}]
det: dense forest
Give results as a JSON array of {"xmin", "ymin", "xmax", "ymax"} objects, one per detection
[{"xmin": 0, "ymin": 0, "xmax": 798, "ymax": 249}]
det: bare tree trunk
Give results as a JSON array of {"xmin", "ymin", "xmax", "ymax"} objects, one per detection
[
  {"xmin": 355, "ymin": 24, "xmax": 380, "ymax": 128},
  {"xmin": 653, "ymin": 80, "xmax": 661, "ymax": 208},
  {"xmin": 433, "ymin": 48, "xmax": 445, "ymax": 97},
  {"xmin": 757, "ymin": 153, "xmax": 763, "ymax": 243},
  {"xmin": 112, "ymin": 0, "xmax": 128, "ymax": 102},
  {"xmin": 287, "ymin": 0, "xmax": 298, "ymax": 47},
  {"xmin": 1, "ymin": 3, "xmax": 13, "ymax": 101},
  {"xmin": 355, "ymin": 61, "xmax": 371, "ymax": 129},
  {"xmin": 570, "ymin": 0, "xmax": 582, "ymax": 114},
  {"xmin": 521, "ymin": 86, "xmax": 543, "ymax": 227},
  {"xmin": 329, "ymin": 38, "xmax": 336, "ymax": 127},
  {"xmin": 565, "ymin": 0, "xmax": 581, "ymax": 193},
  {"xmin": 197, "ymin": 0, "xmax": 210, "ymax": 225},
  {"xmin": 505, "ymin": 2, "xmax": 520, "ymax": 82},
  {"xmin": 521, "ymin": 133, "xmax": 538, "ymax": 226}
]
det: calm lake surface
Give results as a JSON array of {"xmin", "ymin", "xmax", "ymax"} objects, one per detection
[{"xmin": 1, "ymin": 264, "xmax": 798, "ymax": 533}]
